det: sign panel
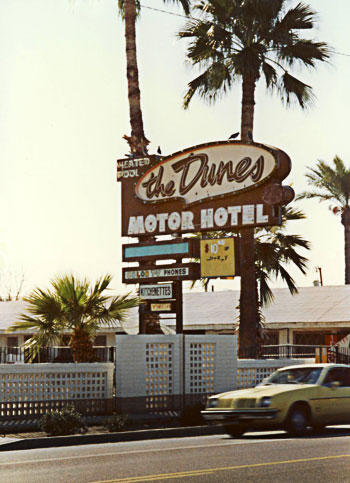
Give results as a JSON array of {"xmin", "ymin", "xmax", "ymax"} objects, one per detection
[
  {"xmin": 117, "ymin": 141, "xmax": 293, "ymax": 236},
  {"xmin": 122, "ymin": 238, "xmax": 199, "ymax": 262},
  {"xmin": 149, "ymin": 302, "xmax": 174, "ymax": 312},
  {"xmin": 200, "ymin": 238, "xmax": 238, "ymax": 278},
  {"xmin": 136, "ymin": 144, "xmax": 276, "ymax": 205},
  {"xmin": 123, "ymin": 262, "xmax": 200, "ymax": 284},
  {"xmin": 139, "ymin": 283, "xmax": 173, "ymax": 299}
]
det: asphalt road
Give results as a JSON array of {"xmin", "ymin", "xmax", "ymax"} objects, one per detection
[{"xmin": 1, "ymin": 427, "xmax": 350, "ymax": 482}]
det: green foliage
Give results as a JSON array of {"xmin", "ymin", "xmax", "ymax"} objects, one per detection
[
  {"xmin": 178, "ymin": 0, "xmax": 331, "ymax": 109},
  {"xmin": 103, "ymin": 413, "xmax": 128, "ymax": 432},
  {"xmin": 255, "ymin": 206, "xmax": 310, "ymax": 306},
  {"xmin": 297, "ymin": 156, "xmax": 350, "ymax": 210},
  {"xmin": 8, "ymin": 274, "xmax": 141, "ymax": 362},
  {"xmin": 38, "ymin": 405, "xmax": 87, "ymax": 436}
]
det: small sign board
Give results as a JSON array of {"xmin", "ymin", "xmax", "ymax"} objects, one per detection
[
  {"xmin": 122, "ymin": 262, "xmax": 200, "ymax": 284},
  {"xmin": 149, "ymin": 302, "xmax": 175, "ymax": 312},
  {"xmin": 139, "ymin": 283, "xmax": 173, "ymax": 299},
  {"xmin": 200, "ymin": 238, "xmax": 238, "ymax": 278},
  {"xmin": 122, "ymin": 238, "xmax": 199, "ymax": 263}
]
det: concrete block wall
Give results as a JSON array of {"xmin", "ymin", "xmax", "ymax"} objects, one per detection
[
  {"xmin": 237, "ymin": 358, "xmax": 314, "ymax": 389},
  {"xmin": 0, "ymin": 362, "xmax": 114, "ymax": 402},
  {"xmin": 115, "ymin": 335, "xmax": 181, "ymax": 399},
  {"xmin": 184, "ymin": 335, "xmax": 237, "ymax": 394},
  {"xmin": 115, "ymin": 335, "xmax": 237, "ymax": 404}
]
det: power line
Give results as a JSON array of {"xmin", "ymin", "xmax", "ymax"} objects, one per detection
[
  {"xmin": 330, "ymin": 50, "xmax": 350, "ymax": 57},
  {"xmin": 139, "ymin": 4, "xmax": 350, "ymax": 58},
  {"xmin": 140, "ymin": 3, "xmax": 190, "ymax": 19}
]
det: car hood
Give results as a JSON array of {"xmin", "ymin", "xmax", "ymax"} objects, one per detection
[{"xmin": 214, "ymin": 384, "xmax": 317, "ymax": 399}]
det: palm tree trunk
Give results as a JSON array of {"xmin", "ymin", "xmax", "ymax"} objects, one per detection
[
  {"xmin": 124, "ymin": 0, "xmax": 149, "ymax": 155},
  {"xmin": 240, "ymin": 75, "xmax": 256, "ymax": 141},
  {"xmin": 239, "ymin": 227, "xmax": 259, "ymax": 357},
  {"xmin": 239, "ymin": 74, "xmax": 258, "ymax": 358},
  {"xmin": 124, "ymin": 0, "xmax": 151, "ymax": 332},
  {"xmin": 342, "ymin": 207, "xmax": 350, "ymax": 284},
  {"xmin": 70, "ymin": 326, "xmax": 94, "ymax": 363}
]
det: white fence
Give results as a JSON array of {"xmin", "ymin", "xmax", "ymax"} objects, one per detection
[
  {"xmin": 0, "ymin": 362, "xmax": 114, "ymax": 420},
  {"xmin": 0, "ymin": 335, "xmax": 316, "ymax": 420},
  {"xmin": 115, "ymin": 335, "xmax": 237, "ymax": 412},
  {"xmin": 237, "ymin": 358, "xmax": 314, "ymax": 389},
  {"xmin": 115, "ymin": 335, "xmax": 314, "ymax": 412}
]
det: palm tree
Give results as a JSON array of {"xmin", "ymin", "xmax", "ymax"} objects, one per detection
[
  {"xmin": 121, "ymin": 0, "xmax": 149, "ymax": 156},
  {"xmin": 194, "ymin": 206, "xmax": 310, "ymax": 349},
  {"xmin": 8, "ymin": 274, "xmax": 141, "ymax": 362},
  {"xmin": 178, "ymin": 0, "xmax": 330, "ymax": 356},
  {"xmin": 255, "ymin": 206, "xmax": 310, "ymax": 306},
  {"xmin": 120, "ymin": 0, "xmax": 191, "ymax": 333},
  {"xmin": 297, "ymin": 156, "xmax": 350, "ymax": 284},
  {"xmin": 120, "ymin": 0, "xmax": 191, "ymax": 155}
]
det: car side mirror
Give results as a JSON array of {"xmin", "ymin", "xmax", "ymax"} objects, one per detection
[{"xmin": 330, "ymin": 381, "xmax": 341, "ymax": 389}]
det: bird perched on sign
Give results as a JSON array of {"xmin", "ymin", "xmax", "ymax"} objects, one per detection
[
  {"xmin": 229, "ymin": 132, "xmax": 239, "ymax": 139},
  {"xmin": 157, "ymin": 146, "xmax": 162, "ymax": 155}
]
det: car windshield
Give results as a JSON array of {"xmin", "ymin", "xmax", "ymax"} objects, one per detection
[{"xmin": 262, "ymin": 367, "xmax": 323, "ymax": 385}]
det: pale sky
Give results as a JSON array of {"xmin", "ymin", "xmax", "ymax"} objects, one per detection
[{"xmin": 1, "ymin": 0, "xmax": 349, "ymax": 297}]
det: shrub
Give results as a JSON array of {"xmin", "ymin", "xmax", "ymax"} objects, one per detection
[
  {"xmin": 38, "ymin": 405, "xmax": 87, "ymax": 436},
  {"xmin": 104, "ymin": 413, "xmax": 128, "ymax": 432}
]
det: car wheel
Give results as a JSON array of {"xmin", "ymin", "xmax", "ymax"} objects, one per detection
[
  {"xmin": 286, "ymin": 406, "xmax": 309, "ymax": 436},
  {"xmin": 224, "ymin": 424, "xmax": 245, "ymax": 438}
]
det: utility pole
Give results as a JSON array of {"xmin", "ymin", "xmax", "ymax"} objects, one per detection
[{"xmin": 316, "ymin": 266, "xmax": 323, "ymax": 286}]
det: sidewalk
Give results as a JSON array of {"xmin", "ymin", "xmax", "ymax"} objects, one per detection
[{"xmin": 0, "ymin": 424, "xmax": 225, "ymax": 452}]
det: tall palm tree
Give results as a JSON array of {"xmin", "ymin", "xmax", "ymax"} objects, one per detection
[
  {"xmin": 120, "ymin": 0, "xmax": 191, "ymax": 333},
  {"xmin": 121, "ymin": 0, "xmax": 149, "ymax": 156},
  {"xmin": 178, "ymin": 0, "xmax": 330, "ymax": 356},
  {"xmin": 120, "ymin": 0, "xmax": 191, "ymax": 155},
  {"xmin": 8, "ymin": 274, "xmax": 141, "ymax": 362},
  {"xmin": 297, "ymin": 156, "xmax": 350, "ymax": 284}
]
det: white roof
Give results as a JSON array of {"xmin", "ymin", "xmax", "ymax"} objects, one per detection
[{"xmin": 1, "ymin": 285, "xmax": 350, "ymax": 333}]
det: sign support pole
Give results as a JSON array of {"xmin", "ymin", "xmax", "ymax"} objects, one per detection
[
  {"xmin": 139, "ymin": 301, "xmax": 146, "ymax": 334},
  {"xmin": 175, "ymin": 280, "xmax": 183, "ymax": 334}
]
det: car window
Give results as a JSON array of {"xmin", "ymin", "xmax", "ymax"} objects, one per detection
[
  {"xmin": 263, "ymin": 367, "xmax": 322, "ymax": 385},
  {"xmin": 323, "ymin": 367, "xmax": 350, "ymax": 387}
]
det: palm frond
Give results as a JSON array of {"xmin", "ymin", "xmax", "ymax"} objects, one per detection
[
  {"xmin": 7, "ymin": 274, "xmax": 141, "ymax": 356},
  {"xmin": 178, "ymin": 0, "xmax": 330, "ymax": 109},
  {"xmin": 183, "ymin": 61, "xmax": 232, "ymax": 108},
  {"xmin": 257, "ymin": 269, "xmax": 274, "ymax": 306},
  {"xmin": 278, "ymin": 40, "xmax": 331, "ymax": 68},
  {"xmin": 298, "ymin": 157, "xmax": 350, "ymax": 207},
  {"xmin": 262, "ymin": 61, "xmax": 277, "ymax": 89},
  {"xmin": 163, "ymin": 0, "xmax": 191, "ymax": 15},
  {"xmin": 279, "ymin": 71, "xmax": 315, "ymax": 108}
]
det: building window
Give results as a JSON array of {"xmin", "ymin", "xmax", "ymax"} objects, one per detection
[
  {"xmin": 62, "ymin": 336, "xmax": 70, "ymax": 346},
  {"xmin": 264, "ymin": 331, "xmax": 279, "ymax": 345},
  {"xmin": 7, "ymin": 336, "xmax": 18, "ymax": 347},
  {"xmin": 294, "ymin": 333, "xmax": 324, "ymax": 345},
  {"xmin": 94, "ymin": 335, "xmax": 107, "ymax": 346}
]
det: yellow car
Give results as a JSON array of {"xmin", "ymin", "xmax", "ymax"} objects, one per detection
[{"xmin": 201, "ymin": 363, "xmax": 350, "ymax": 437}]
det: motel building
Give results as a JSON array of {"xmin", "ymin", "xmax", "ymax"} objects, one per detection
[{"xmin": 1, "ymin": 284, "xmax": 350, "ymax": 349}]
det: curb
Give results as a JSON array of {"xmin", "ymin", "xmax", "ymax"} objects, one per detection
[{"xmin": 0, "ymin": 424, "xmax": 225, "ymax": 452}]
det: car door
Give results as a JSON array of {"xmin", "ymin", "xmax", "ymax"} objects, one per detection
[
  {"xmin": 333, "ymin": 367, "xmax": 350, "ymax": 424},
  {"xmin": 316, "ymin": 367, "xmax": 350, "ymax": 425}
]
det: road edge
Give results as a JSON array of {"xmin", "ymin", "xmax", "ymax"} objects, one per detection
[{"xmin": 0, "ymin": 424, "xmax": 225, "ymax": 452}]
